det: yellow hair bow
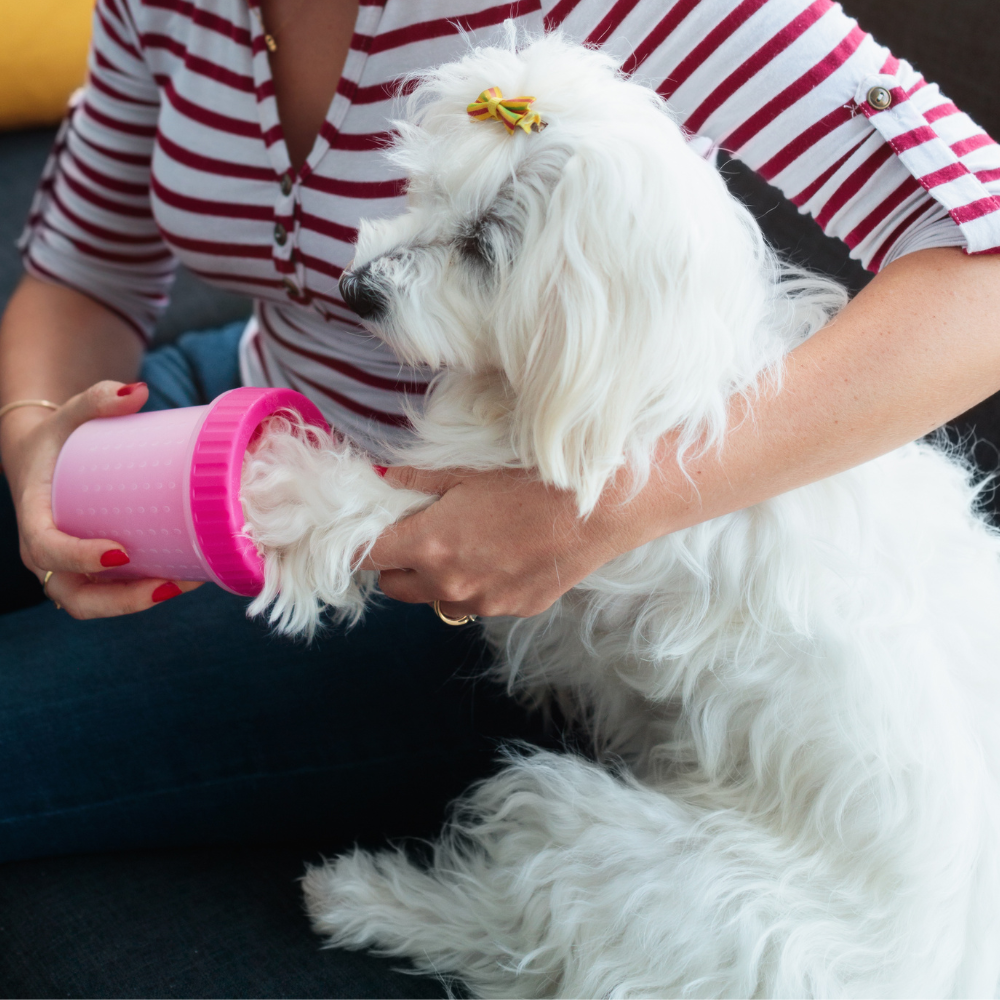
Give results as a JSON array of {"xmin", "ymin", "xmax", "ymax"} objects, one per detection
[{"xmin": 466, "ymin": 87, "xmax": 547, "ymax": 134}]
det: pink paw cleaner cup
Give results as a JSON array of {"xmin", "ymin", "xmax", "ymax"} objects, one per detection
[{"xmin": 51, "ymin": 386, "xmax": 329, "ymax": 596}]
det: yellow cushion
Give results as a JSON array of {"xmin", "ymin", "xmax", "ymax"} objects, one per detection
[{"xmin": 0, "ymin": 0, "xmax": 95, "ymax": 131}]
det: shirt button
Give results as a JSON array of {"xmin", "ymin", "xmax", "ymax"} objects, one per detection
[
  {"xmin": 280, "ymin": 174, "xmax": 293, "ymax": 197},
  {"xmin": 282, "ymin": 277, "xmax": 301, "ymax": 298},
  {"xmin": 867, "ymin": 86, "xmax": 892, "ymax": 111},
  {"xmin": 274, "ymin": 222, "xmax": 288, "ymax": 246}
]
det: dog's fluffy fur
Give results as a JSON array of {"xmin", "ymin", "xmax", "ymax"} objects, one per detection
[{"xmin": 241, "ymin": 33, "xmax": 1000, "ymax": 998}]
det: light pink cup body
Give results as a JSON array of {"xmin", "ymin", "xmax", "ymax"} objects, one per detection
[{"xmin": 51, "ymin": 387, "xmax": 328, "ymax": 596}]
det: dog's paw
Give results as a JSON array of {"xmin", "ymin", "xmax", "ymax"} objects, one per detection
[
  {"xmin": 304, "ymin": 848, "xmax": 452, "ymax": 958},
  {"xmin": 241, "ymin": 413, "xmax": 430, "ymax": 638}
]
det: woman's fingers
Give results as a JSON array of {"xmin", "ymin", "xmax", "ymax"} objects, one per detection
[
  {"xmin": 361, "ymin": 513, "xmax": 420, "ymax": 572},
  {"xmin": 358, "ymin": 466, "xmax": 464, "ymax": 573},
  {"xmin": 376, "ymin": 567, "xmax": 441, "ymax": 605},
  {"xmin": 54, "ymin": 379, "xmax": 148, "ymax": 437},
  {"xmin": 22, "ymin": 519, "xmax": 134, "ymax": 579},
  {"xmin": 13, "ymin": 379, "xmax": 150, "ymax": 578},
  {"xmin": 17, "ymin": 476, "xmax": 134, "ymax": 576},
  {"xmin": 43, "ymin": 572, "xmax": 202, "ymax": 620},
  {"xmin": 380, "ymin": 465, "xmax": 463, "ymax": 496},
  {"xmin": 366, "ymin": 502, "xmax": 486, "ymax": 610},
  {"xmin": 378, "ymin": 567, "xmax": 480, "ymax": 622}
]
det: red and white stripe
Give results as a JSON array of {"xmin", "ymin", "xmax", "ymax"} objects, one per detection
[{"xmin": 21, "ymin": 0, "xmax": 1000, "ymax": 454}]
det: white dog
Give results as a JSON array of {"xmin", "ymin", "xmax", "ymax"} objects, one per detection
[{"xmin": 241, "ymin": 32, "xmax": 1000, "ymax": 998}]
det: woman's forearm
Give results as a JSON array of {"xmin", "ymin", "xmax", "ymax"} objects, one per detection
[
  {"xmin": 362, "ymin": 247, "xmax": 1000, "ymax": 618},
  {"xmin": 637, "ymin": 247, "xmax": 1000, "ymax": 538},
  {"xmin": 0, "ymin": 275, "xmax": 143, "ymax": 459}
]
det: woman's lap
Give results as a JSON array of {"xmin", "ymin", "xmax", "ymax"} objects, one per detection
[
  {"xmin": 139, "ymin": 320, "xmax": 246, "ymax": 411},
  {"xmin": 0, "ymin": 585, "xmax": 530, "ymax": 863},
  {"xmin": 0, "ymin": 324, "xmax": 541, "ymax": 863}
]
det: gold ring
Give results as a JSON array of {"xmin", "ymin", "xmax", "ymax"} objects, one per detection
[
  {"xmin": 42, "ymin": 570, "xmax": 62, "ymax": 610},
  {"xmin": 432, "ymin": 599, "xmax": 478, "ymax": 626}
]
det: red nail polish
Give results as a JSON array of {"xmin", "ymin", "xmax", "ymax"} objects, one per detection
[
  {"xmin": 100, "ymin": 549, "xmax": 130, "ymax": 567},
  {"xmin": 117, "ymin": 382, "xmax": 147, "ymax": 397},
  {"xmin": 373, "ymin": 465, "xmax": 388, "ymax": 478},
  {"xmin": 152, "ymin": 581, "xmax": 182, "ymax": 603}
]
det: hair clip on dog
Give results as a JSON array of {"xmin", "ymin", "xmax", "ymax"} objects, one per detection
[{"xmin": 466, "ymin": 87, "xmax": 547, "ymax": 134}]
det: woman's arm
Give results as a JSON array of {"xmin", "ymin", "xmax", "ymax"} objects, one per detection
[
  {"xmin": 0, "ymin": 0, "xmax": 199, "ymax": 618},
  {"xmin": 369, "ymin": 0, "xmax": 1000, "ymax": 620},
  {"xmin": 365, "ymin": 246, "xmax": 1000, "ymax": 619},
  {"xmin": 0, "ymin": 275, "xmax": 199, "ymax": 617},
  {"xmin": 0, "ymin": 275, "xmax": 142, "ymax": 407}
]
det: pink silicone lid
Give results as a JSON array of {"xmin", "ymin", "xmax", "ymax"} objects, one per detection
[{"xmin": 189, "ymin": 386, "xmax": 329, "ymax": 596}]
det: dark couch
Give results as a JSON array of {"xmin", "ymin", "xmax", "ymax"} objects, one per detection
[{"xmin": 0, "ymin": 1, "xmax": 997, "ymax": 995}]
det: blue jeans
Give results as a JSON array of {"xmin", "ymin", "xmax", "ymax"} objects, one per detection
[
  {"xmin": 139, "ymin": 320, "xmax": 246, "ymax": 412},
  {"xmin": 0, "ymin": 324, "xmax": 543, "ymax": 862}
]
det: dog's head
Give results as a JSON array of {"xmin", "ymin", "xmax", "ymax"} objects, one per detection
[{"xmin": 340, "ymin": 33, "xmax": 802, "ymax": 511}]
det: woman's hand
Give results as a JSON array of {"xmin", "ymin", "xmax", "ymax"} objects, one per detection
[
  {"xmin": 362, "ymin": 465, "xmax": 674, "ymax": 619},
  {"xmin": 1, "ymin": 379, "xmax": 202, "ymax": 619}
]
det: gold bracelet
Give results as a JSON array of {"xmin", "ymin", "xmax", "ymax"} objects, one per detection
[{"xmin": 0, "ymin": 399, "xmax": 59, "ymax": 422}]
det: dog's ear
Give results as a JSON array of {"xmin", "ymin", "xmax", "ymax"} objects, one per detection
[{"xmin": 499, "ymin": 124, "xmax": 778, "ymax": 515}]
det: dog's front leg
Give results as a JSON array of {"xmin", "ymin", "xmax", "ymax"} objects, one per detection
[{"xmin": 240, "ymin": 416, "xmax": 432, "ymax": 638}]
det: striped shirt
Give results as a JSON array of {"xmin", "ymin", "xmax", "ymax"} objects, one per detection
[{"xmin": 20, "ymin": 0, "xmax": 1000, "ymax": 456}]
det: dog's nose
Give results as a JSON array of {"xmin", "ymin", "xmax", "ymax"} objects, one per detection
[{"xmin": 338, "ymin": 268, "xmax": 385, "ymax": 319}]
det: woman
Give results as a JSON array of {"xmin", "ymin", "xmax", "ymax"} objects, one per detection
[{"xmin": 1, "ymin": 0, "xmax": 998, "ymax": 926}]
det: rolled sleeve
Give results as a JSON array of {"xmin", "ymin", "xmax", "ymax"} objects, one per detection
[
  {"xmin": 548, "ymin": 0, "xmax": 1000, "ymax": 271},
  {"xmin": 19, "ymin": 0, "xmax": 175, "ymax": 341},
  {"xmin": 849, "ymin": 63, "xmax": 1000, "ymax": 262}
]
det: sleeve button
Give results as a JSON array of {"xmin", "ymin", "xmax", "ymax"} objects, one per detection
[{"xmin": 867, "ymin": 85, "xmax": 892, "ymax": 110}]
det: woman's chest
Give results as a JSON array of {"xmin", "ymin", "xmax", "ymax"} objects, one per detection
[{"xmin": 138, "ymin": 0, "xmax": 544, "ymax": 315}]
